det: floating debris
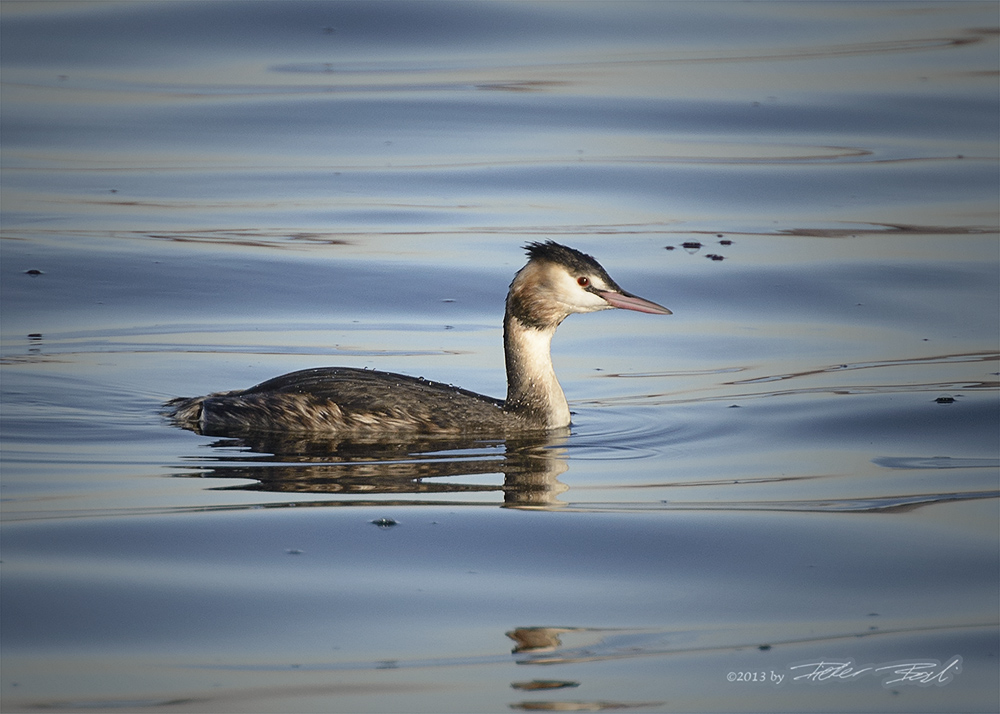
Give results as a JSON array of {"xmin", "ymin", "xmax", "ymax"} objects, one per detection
[
  {"xmin": 681, "ymin": 241, "xmax": 702, "ymax": 250},
  {"xmin": 370, "ymin": 517, "xmax": 398, "ymax": 528},
  {"xmin": 511, "ymin": 680, "xmax": 580, "ymax": 691},
  {"xmin": 706, "ymin": 254, "xmax": 725, "ymax": 261},
  {"xmin": 934, "ymin": 396, "xmax": 956, "ymax": 404},
  {"xmin": 24, "ymin": 269, "xmax": 43, "ymax": 276},
  {"xmin": 719, "ymin": 239, "xmax": 733, "ymax": 245}
]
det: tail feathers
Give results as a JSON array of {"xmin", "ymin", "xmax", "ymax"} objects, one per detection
[{"xmin": 163, "ymin": 396, "xmax": 204, "ymax": 429}]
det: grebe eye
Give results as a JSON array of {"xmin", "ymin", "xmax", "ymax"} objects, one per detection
[{"xmin": 577, "ymin": 276, "xmax": 590, "ymax": 287}]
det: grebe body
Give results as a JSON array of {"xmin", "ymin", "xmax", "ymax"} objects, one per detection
[{"xmin": 166, "ymin": 242, "xmax": 670, "ymax": 436}]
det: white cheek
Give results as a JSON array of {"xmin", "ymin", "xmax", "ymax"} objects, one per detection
[
  {"xmin": 570, "ymin": 290, "xmax": 613, "ymax": 313},
  {"xmin": 553, "ymin": 273, "xmax": 610, "ymax": 313}
]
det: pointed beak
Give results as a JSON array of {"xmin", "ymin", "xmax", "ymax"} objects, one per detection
[{"xmin": 597, "ymin": 289, "xmax": 672, "ymax": 315}]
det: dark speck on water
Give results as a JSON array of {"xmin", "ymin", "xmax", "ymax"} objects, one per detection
[
  {"xmin": 511, "ymin": 680, "xmax": 580, "ymax": 691},
  {"xmin": 371, "ymin": 518, "xmax": 399, "ymax": 528}
]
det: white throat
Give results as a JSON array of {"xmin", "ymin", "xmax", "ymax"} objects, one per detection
[{"xmin": 503, "ymin": 316, "xmax": 571, "ymax": 428}]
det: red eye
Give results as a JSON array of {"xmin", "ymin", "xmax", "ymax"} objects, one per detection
[{"xmin": 577, "ymin": 276, "xmax": 590, "ymax": 287}]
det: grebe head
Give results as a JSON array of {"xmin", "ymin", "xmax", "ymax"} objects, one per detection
[{"xmin": 507, "ymin": 241, "xmax": 671, "ymax": 330}]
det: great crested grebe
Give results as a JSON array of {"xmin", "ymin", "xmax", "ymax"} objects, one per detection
[{"xmin": 165, "ymin": 241, "xmax": 670, "ymax": 436}]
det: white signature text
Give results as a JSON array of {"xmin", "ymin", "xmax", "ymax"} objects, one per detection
[{"xmin": 788, "ymin": 656, "xmax": 962, "ymax": 687}]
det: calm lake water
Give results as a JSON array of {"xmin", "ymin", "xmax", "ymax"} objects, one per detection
[{"xmin": 1, "ymin": 2, "xmax": 998, "ymax": 712}]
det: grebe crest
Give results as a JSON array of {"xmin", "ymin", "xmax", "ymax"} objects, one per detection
[{"xmin": 165, "ymin": 241, "xmax": 670, "ymax": 436}]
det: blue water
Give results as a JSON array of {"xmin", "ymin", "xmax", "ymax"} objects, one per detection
[{"xmin": 2, "ymin": 2, "xmax": 998, "ymax": 712}]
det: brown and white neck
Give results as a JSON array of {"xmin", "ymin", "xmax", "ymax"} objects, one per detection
[{"xmin": 502, "ymin": 312, "xmax": 571, "ymax": 429}]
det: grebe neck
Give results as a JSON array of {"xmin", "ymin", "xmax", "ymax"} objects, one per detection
[{"xmin": 503, "ymin": 311, "xmax": 571, "ymax": 429}]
